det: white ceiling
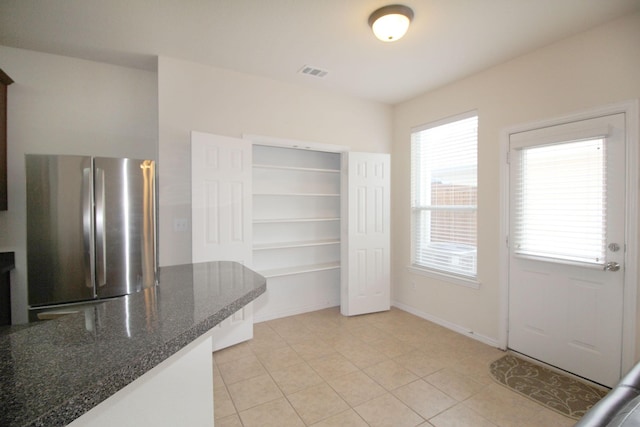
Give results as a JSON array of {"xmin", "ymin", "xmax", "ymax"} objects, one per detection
[{"xmin": 1, "ymin": 0, "xmax": 639, "ymax": 104}]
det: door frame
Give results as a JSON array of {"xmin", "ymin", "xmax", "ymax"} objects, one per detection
[{"xmin": 499, "ymin": 99, "xmax": 639, "ymax": 378}]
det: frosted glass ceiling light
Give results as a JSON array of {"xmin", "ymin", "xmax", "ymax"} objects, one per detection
[{"xmin": 368, "ymin": 4, "xmax": 414, "ymax": 42}]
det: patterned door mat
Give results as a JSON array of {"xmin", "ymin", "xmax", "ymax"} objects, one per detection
[{"xmin": 489, "ymin": 354, "xmax": 609, "ymax": 420}]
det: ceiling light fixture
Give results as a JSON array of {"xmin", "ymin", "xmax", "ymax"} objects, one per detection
[{"xmin": 368, "ymin": 4, "xmax": 414, "ymax": 42}]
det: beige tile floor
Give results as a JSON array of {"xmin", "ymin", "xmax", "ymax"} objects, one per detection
[{"xmin": 212, "ymin": 307, "xmax": 576, "ymax": 427}]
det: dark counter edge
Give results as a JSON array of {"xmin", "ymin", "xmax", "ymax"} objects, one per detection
[{"xmin": 27, "ymin": 279, "xmax": 266, "ymax": 427}]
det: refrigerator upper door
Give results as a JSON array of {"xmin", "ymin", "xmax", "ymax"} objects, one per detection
[
  {"xmin": 94, "ymin": 157, "xmax": 156, "ymax": 298},
  {"xmin": 26, "ymin": 155, "xmax": 96, "ymax": 306}
]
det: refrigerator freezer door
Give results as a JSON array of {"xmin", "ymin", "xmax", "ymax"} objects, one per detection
[
  {"xmin": 26, "ymin": 155, "xmax": 96, "ymax": 306},
  {"xmin": 94, "ymin": 157, "xmax": 156, "ymax": 298}
]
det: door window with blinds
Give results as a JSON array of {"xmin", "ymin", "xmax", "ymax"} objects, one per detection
[
  {"xmin": 512, "ymin": 136, "xmax": 607, "ymax": 265},
  {"xmin": 411, "ymin": 112, "xmax": 478, "ymax": 278}
]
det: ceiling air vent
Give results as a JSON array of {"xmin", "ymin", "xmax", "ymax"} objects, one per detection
[{"xmin": 299, "ymin": 65, "xmax": 329, "ymax": 79}]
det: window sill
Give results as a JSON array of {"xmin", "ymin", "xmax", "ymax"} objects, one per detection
[{"xmin": 407, "ymin": 265, "xmax": 481, "ymax": 289}]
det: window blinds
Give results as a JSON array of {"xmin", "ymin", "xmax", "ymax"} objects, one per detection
[
  {"xmin": 411, "ymin": 114, "xmax": 478, "ymax": 277},
  {"xmin": 513, "ymin": 138, "xmax": 606, "ymax": 265}
]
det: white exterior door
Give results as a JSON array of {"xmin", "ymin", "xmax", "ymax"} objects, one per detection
[
  {"xmin": 191, "ymin": 131, "xmax": 254, "ymax": 351},
  {"xmin": 341, "ymin": 152, "xmax": 391, "ymax": 316},
  {"xmin": 508, "ymin": 113, "xmax": 626, "ymax": 387}
]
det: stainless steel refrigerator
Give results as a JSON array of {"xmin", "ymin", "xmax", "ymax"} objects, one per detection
[{"xmin": 26, "ymin": 155, "xmax": 157, "ymax": 312}]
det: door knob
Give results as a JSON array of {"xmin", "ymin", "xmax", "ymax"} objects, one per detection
[{"xmin": 604, "ymin": 262, "xmax": 621, "ymax": 272}]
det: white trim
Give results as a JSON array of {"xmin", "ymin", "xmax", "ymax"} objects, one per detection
[
  {"xmin": 254, "ymin": 302, "xmax": 339, "ymax": 323},
  {"xmin": 499, "ymin": 99, "xmax": 640, "ymax": 377},
  {"xmin": 498, "ymin": 128, "xmax": 510, "ymax": 350},
  {"xmin": 407, "ymin": 265, "xmax": 480, "ymax": 289},
  {"xmin": 393, "ymin": 300, "xmax": 500, "ymax": 348},
  {"xmin": 509, "ymin": 124, "xmax": 611, "ymax": 148},
  {"xmin": 243, "ymin": 133, "xmax": 350, "ymax": 153},
  {"xmin": 622, "ymin": 99, "xmax": 639, "ymax": 376},
  {"xmin": 411, "ymin": 109, "xmax": 478, "ymax": 133}
]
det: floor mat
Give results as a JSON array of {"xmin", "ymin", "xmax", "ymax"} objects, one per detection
[{"xmin": 489, "ymin": 354, "xmax": 608, "ymax": 420}]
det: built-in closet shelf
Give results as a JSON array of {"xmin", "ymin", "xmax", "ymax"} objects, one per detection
[
  {"xmin": 252, "ymin": 143, "xmax": 342, "ymax": 315},
  {"xmin": 254, "ymin": 193, "xmax": 339, "ymax": 197},
  {"xmin": 258, "ymin": 262, "xmax": 340, "ymax": 278},
  {"xmin": 253, "ymin": 164, "xmax": 339, "ymax": 174},
  {"xmin": 253, "ymin": 239, "xmax": 340, "ymax": 251},
  {"xmin": 254, "ymin": 217, "xmax": 340, "ymax": 224}
]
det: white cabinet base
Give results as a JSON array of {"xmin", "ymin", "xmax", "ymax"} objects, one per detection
[{"xmin": 69, "ymin": 335, "xmax": 214, "ymax": 427}]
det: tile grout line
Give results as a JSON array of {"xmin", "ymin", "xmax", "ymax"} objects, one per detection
[{"xmin": 215, "ymin": 307, "xmax": 575, "ymax": 427}]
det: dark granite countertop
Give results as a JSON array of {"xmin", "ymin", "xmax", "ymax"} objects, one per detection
[
  {"xmin": 0, "ymin": 251, "xmax": 15, "ymax": 274},
  {"xmin": 0, "ymin": 261, "xmax": 266, "ymax": 427}
]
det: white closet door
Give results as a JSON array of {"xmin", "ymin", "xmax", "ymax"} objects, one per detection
[
  {"xmin": 191, "ymin": 131, "xmax": 253, "ymax": 351},
  {"xmin": 341, "ymin": 152, "xmax": 391, "ymax": 316}
]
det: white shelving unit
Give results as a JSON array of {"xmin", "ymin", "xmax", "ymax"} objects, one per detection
[
  {"xmin": 192, "ymin": 132, "xmax": 390, "ymax": 333},
  {"xmin": 253, "ymin": 239, "xmax": 340, "ymax": 251},
  {"xmin": 253, "ymin": 217, "xmax": 340, "ymax": 224},
  {"xmin": 259, "ymin": 262, "xmax": 341, "ymax": 279},
  {"xmin": 252, "ymin": 144, "xmax": 342, "ymax": 320}
]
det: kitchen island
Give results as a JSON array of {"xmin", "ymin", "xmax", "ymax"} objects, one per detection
[{"xmin": 0, "ymin": 261, "xmax": 266, "ymax": 427}]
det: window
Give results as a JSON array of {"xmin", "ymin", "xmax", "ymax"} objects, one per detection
[
  {"xmin": 411, "ymin": 112, "xmax": 478, "ymax": 278},
  {"xmin": 513, "ymin": 137, "xmax": 606, "ymax": 265}
]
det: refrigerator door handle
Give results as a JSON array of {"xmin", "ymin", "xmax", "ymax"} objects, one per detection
[
  {"xmin": 82, "ymin": 159, "xmax": 96, "ymax": 291},
  {"xmin": 95, "ymin": 166, "xmax": 107, "ymax": 288}
]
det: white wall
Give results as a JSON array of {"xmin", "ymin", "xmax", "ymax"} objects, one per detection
[
  {"xmin": 158, "ymin": 56, "xmax": 392, "ymax": 267},
  {"xmin": 392, "ymin": 13, "xmax": 640, "ymax": 345},
  {"xmin": 5, "ymin": 13, "xmax": 634, "ymax": 331},
  {"xmin": 0, "ymin": 46, "xmax": 158, "ymax": 323}
]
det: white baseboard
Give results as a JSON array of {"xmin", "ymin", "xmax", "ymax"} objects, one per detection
[
  {"xmin": 253, "ymin": 298, "xmax": 501, "ymax": 350},
  {"xmin": 392, "ymin": 300, "xmax": 502, "ymax": 349}
]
